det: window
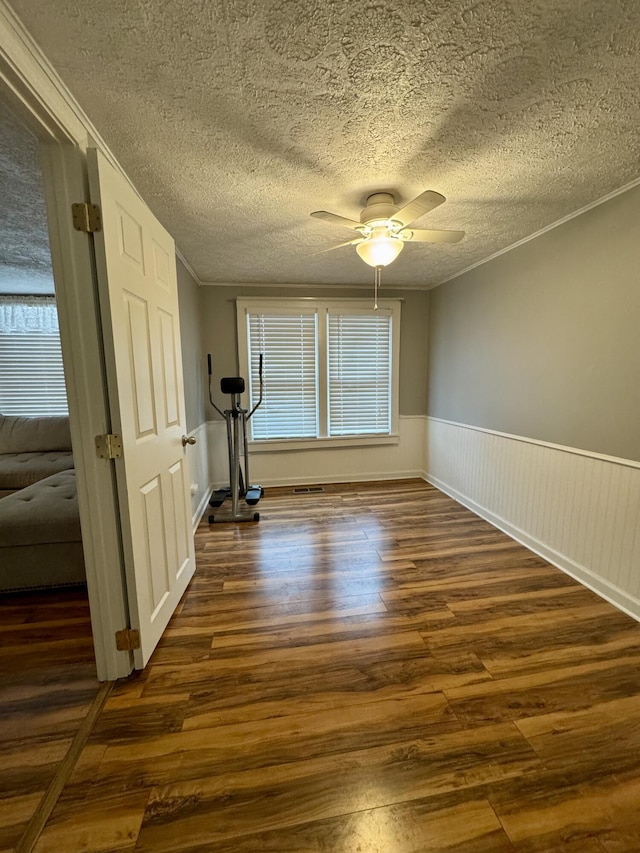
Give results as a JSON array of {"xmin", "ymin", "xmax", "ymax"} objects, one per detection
[
  {"xmin": 0, "ymin": 296, "xmax": 68, "ymax": 416},
  {"xmin": 328, "ymin": 312, "xmax": 392, "ymax": 436},
  {"xmin": 237, "ymin": 298, "xmax": 400, "ymax": 448},
  {"xmin": 247, "ymin": 311, "xmax": 318, "ymax": 439}
]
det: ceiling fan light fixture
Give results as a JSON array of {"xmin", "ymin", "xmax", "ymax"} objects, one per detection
[
  {"xmin": 356, "ymin": 228, "xmax": 404, "ymax": 267},
  {"xmin": 310, "ymin": 189, "xmax": 463, "ymax": 276}
]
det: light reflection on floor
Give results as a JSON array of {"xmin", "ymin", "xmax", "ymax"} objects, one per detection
[{"xmin": 251, "ymin": 498, "xmax": 388, "ymax": 602}]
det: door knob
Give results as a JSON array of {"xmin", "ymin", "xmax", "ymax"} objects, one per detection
[{"xmin": 182, "ymin": 435, "xmax": 197, "ymax": 446}]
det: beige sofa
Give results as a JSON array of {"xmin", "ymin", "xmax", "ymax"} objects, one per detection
[
  {"xmin": 0, "ymin": 414, "xmax": 75, "ymax": 498},
  {"xmin": 0, "ymin": 415, "xmax": 85, "ymax": 591}
]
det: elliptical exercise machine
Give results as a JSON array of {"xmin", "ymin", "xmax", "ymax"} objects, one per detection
[{"xmin": 207, "ymin": 353, "xmax": 264, "ymax": 523}]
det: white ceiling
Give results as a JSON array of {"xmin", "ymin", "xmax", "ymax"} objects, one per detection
[{"xmin": 5, "ymin": 0, "xmax": 640, "ymax": 289}]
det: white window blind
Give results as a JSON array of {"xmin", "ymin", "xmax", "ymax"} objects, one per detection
[
  {"xmin": 247, "ymin": 312, "xmax": 318, "ymax": 439},
  {"xmin": 328, "ymin": 313, "xmax": 391, "ymax": 436},
  {"xmin": 238, "ymin": 298, "xmax": 400, "ymax": 446},
  {"xmin": 0, "ymin": 297, "xmax": 68, "ymax": 416}
]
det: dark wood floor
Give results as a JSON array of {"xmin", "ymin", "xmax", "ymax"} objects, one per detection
[
  {"xmin": 0, "ymin": 587, "xmax": 98, "ymax": 852},
  {"xmin": 4, "ymin": 479, "xmax": 640, "ymax": 852}
]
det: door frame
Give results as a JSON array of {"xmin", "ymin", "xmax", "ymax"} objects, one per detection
[{"xmin": 0, "ymin": 1, "xmax": 143, "ymax": 679}]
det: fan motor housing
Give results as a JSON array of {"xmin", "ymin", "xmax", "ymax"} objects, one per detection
[{"xmin": 360, "ymin": 192, "xmax": 399, "ymax": 226}]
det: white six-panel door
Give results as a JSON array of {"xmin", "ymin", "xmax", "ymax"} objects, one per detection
[{"xmin": 87, "ymin": 148, "xmax": 196, "ymax": 668}]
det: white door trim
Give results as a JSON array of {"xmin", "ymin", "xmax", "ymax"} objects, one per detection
[
  {"xmin": 0, "ymin": 0, "xmax": 137, "ymax": 679},
  {"xmin": 40, "ymin": 143, "xmax": 132, "ymax": 680}
]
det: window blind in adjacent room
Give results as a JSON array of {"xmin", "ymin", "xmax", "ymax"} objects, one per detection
[{"xmin": 0, "ymin": 297, "xmax": 69, "ymax": 416}]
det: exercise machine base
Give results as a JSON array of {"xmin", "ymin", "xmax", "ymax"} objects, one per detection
[
  {"xmin": 208, "ymin": 485, "xmax": 263, "ymax": 524},
  {"xmin": 208, "ymin": 511, "xmax": 260, "ymax": 524}
]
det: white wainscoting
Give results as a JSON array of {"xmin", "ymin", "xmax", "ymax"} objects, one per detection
[
  {"xmin": 185, "ymin": 422, "xmax": 212, "ymax": 529},
  {"xmin": 207, "ymin": 415, "xmax": 427, "ymax": 489},
  {"xmin": 207, "ymin": 420, "xmax": 231, "ymax": 490},
  {"xmin": 425, "ymin": 417, "xmax": 640, "ymax": 621}
]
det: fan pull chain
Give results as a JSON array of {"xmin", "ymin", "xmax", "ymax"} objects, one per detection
[{"xmin": 374, "ymin": 265, "xmax": 381, "ymax": 311}]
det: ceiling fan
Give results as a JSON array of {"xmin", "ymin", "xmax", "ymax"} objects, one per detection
[{"xmin": 310, "ymin": 190, "xmax": 465, "ymax": 270}]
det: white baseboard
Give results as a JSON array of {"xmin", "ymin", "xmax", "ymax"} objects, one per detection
[{"xmin": 192, "ymin": 484, "xmax": 214, "ymax": 531}]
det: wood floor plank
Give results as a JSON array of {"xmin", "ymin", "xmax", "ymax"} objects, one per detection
[
  {"xmin": 515, "ymin": 694, "xmax": 640, "ymax": 777},
  {"xmin": 0, "ymin": 793, "xmax": 43, "ymax": 853},
  {"xmin": 381, "ymin": 562, "xmax": 570, "ymax": 601},
  {"xmin": 146, "ymin": 637, "xmax": 486, "ymax": 730},
  {"xmin": 208, "ymin": 608, "xmax": 456, "ymax": 655},
  {"xmin": 0, "ymin": 585, "xmax": 99, "ymax": 850},
  {"xmin": 107, "ymin": 691, "xmax": 460, "ymax": 772},
  {"xmin": 0, "ymin": 737, "xmax": 71, "ymax": 798},
  {"xmin": 179, "ymin": 655, "xmax": 485, "ymax": 730},
  {"xmin": 482, "ymin": 624, "xmax": 640, "ymax": 678},
  {"xmin": 445, "ymin": 655, "xmax": 640, "ymax": 727},
  {"xmin": 494, "ymin": 774, "xmax": 640, "ymax": 850},
  {"xmin": 138, "ymin": 796, "xmax": 515, "ymax": 853},
  {"xmin": 31, "ymin": 790, "xmax": 149, "ymax": 853},
  {"xmin": 423, "ymin": 603, "xmax": 620, "ymax": 654},
  {"xmin": 131, "ymin": 722, "xmax": 538, "ymax": 851},
  {"xmin": 161, "ymin": 592, "xmax": 388, "ymax": 636}
]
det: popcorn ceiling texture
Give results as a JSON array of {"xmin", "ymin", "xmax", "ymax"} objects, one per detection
[
  {"xmin": 6, "ymin": 0, "xmax": 640, "ymax": 288},
  {"xmin": 0, "ymin": 99, "xmax": 54, "ymax": 294}
]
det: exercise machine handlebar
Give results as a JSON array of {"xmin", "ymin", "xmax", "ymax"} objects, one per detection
[
  {"xmin": 207, "ymin": 353, "xmax": 225, "ymax": 419},
  {"xmin": 208, "ymin": 353, "xmax": 263, "ymax": 419},
  {"xmin": 247, "ymin": 354, "xmax": 263, "ymax": 420}
]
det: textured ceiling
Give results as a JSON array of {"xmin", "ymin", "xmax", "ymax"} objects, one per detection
[
  {"xmin": 5, "ymin": 0, "xmax": 640, "ymax": 288},
  {"xmin": 0, "ymin": 98, "xmax": 54, "ymax": 294}
]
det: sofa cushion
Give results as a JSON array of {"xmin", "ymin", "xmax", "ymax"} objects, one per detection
[
  {"xmin": 0, "ymin": 415, "xmax": 72, "ymax": 454},
  {"xmin": 0, "ymin": 469, "xmax": 81, "ymax": 548},
  {"xmin": 0, "ymin": 451, "xmax": 74, "ymax": 491}
]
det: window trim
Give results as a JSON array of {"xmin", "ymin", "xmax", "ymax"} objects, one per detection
[{"xmin": 236, "ymin": 297, "xmax": 401, "ymax": 452}]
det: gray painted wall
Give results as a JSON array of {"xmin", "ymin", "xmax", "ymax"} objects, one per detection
[
  {"xmin": 177, "ymin": 258, "xmax": 205, "ymax": 432},
  {"xmin": 200, "ymin": 285, "xmax": 429, "ymax": 420},
  {"xmin": 428, "ymin": 183, "xmax": 640, "ymax": 462}
]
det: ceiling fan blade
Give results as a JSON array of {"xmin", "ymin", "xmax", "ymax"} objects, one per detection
[
  {"xmin": 310, "ymin": 210, "xmax": 364, "ymax": 231},
  {"xmin": 401, "ymin": 228, "xmax": 465, "ymax": 243},
  {"xmin": 394, "ymin": 190, "xmax": 446, "ymax": 227},
  {"xmin": 311, "ymin": 237, "xmax": 364, "ymax": 255}
]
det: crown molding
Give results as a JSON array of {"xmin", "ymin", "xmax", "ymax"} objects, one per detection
[
  {"xmin": 435, "ymin": 175, "xmax": 640, "ymax": 289},
  {"xmin": 175, "ymin": 249, "xmax": 203, "ymax": 286}
]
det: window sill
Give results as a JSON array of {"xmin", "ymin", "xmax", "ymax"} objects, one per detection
[{"xmin": 249, "ymin": 434, "xmax": 400, "ymax": 453}]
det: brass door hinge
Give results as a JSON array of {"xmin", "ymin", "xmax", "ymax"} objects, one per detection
[
  {"xmin": 95, "ymin": 433, "xmax": 122, "ymax": 459},
  {"xmin": 72, "ymin": 202, "xmax": 102, "ymax": 233},
  {"xmin": 115, "ymin": 628, "xmax": 140, "ymax": 651}
]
